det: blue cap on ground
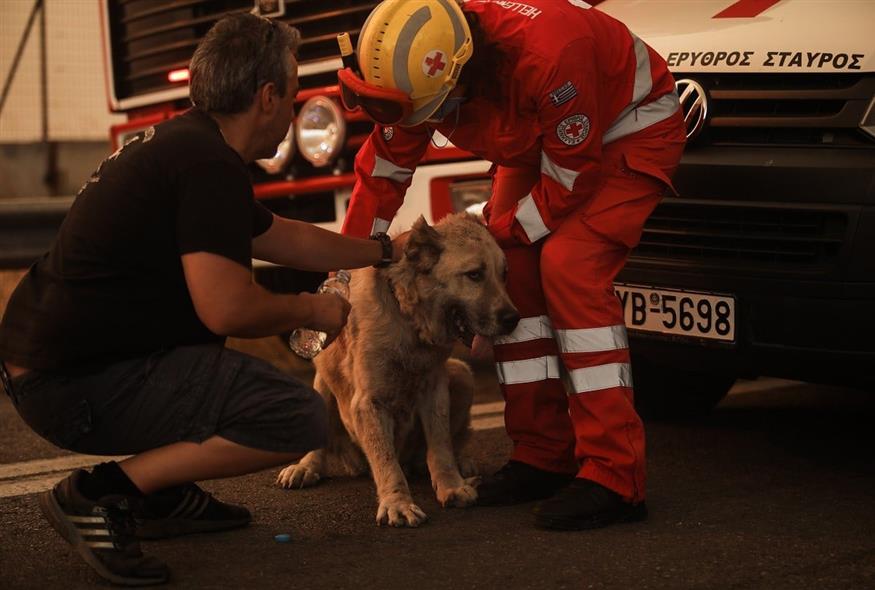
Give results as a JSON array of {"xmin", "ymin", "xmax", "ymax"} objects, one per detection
[{"xmin": 274, "ymin": 533, "xmax": 292, "ymax": 543}]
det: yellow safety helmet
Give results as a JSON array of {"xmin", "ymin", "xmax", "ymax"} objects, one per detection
[{"xmin": 353, "ymin": 0, "xmax": 473, "ymax": 126}]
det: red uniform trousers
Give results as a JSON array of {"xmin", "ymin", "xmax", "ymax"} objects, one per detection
[{"xmin": 489, "ymin": 114, "xmax": 685, "ymax": 503}]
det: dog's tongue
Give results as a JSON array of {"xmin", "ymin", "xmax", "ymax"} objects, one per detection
[{"xmin": 467, "ymin": 334, "xmax": 494, "ymax": 360}]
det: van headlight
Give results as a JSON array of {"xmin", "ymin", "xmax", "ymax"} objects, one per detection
[
  {"xmin": 296, "ymin": 96, "xmax": 346, "ymax": 167},
  {"xmin": 256, "ymin": 122, "xmax": 295, "ymax": 174}
]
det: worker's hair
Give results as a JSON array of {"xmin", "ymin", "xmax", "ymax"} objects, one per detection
[
  {"xmin": 458, "ymin": 12, "xmax": 508, "ymax": 104},
  {"xmin": 189, "ymin": 14, "xmax": 300, "ymax": 114}
]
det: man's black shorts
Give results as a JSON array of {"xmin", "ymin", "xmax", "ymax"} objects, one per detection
[{"xmin": 7, "ymin": 344, "xmax": 326, "ymax": 455}]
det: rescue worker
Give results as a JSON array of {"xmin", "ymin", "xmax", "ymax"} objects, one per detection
[{"xmin": 337, "ymin": 0, "xmax": 686, "ymax": 530}]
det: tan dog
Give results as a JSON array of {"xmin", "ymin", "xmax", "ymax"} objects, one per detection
[{"xmin": 276, "ymin": 213, "xmax": 519, "ymax": 527}]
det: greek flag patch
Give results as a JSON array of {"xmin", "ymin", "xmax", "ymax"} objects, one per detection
[{"xmin": 549, "ymin": 81, "xmax": 577, "ymax": 107}]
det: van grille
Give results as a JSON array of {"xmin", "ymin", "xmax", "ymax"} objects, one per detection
[
  {"xmin": 106, "ymin": 0, "xmax": 377, "ymax": 103},
  {"xmin": 679, "ymin": 73, "xmax": 875, "ymax": 149},
  {"xmin": 631, "ymin": 200, "xmax": 849, "ymax": 271}
]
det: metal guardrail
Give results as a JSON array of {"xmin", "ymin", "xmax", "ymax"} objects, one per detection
[{"xmin": 0, "ymin": 196, "xmax": 73, "ymax": 269}]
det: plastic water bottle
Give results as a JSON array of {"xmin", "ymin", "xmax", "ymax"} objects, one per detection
[{"xmin": 289, "ymin": 269, "xmax": 352, "ymax": 359}]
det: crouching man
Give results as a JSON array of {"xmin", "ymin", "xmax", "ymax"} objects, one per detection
[{"xmin": 0, "ymin": 14, "xmax": 398, "ymax": 586}]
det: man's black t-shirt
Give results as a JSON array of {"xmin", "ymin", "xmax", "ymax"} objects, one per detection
[{"xmin": 0, "ymin": 108, "xmax": 274, "ymax": 371}]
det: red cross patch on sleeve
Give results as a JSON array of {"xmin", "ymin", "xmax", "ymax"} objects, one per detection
[{"xmin": 556, "ymin": 114, "xmax": 590, "ymax": 145}]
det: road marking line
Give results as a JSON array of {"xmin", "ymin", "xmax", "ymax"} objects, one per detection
[
  {"xmin": 729, "ymin": 378, "xmax": 801, "ymax": 395},
  {"xmin": 471, "ymin": 401, "xmax": 504, "ymax": 416},
  {"xmin": 0, "ymin": 474, "xmax": 76, "ymax": 499},
  {"xmin": 472, "ymin": 415, "xmax": 505, "ymax": 431},
  {"xmin": 0, "ymin": 454, "xmax": 129, "ymax": 480},
  {"xmin": 0, "ymin": 403, "xmax": 507, "ymax": 499}
]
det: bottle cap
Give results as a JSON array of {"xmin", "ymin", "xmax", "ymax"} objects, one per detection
[
  {"xmin": 337, "ymin": 33, "xmax": 353, "ymax": 57},
  {"xmin": 274, "ymin": 533, "xmax": 292, "ymax": 543}
]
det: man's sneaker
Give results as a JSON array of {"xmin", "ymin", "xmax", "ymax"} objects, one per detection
[
  {"xmin": 475, "ymin": 460, "xmax": 574, "ymax": 506},
  {"xmin": 533, "ymin": 478, "xmax": 648, "ymax": 530},
  {"xmin": 38, "ymin": 470, "xmax": 169, "ymax": 586},
  {"xmin": 134, "ymin": 483, "xmax": 251, "ymax": 540}
]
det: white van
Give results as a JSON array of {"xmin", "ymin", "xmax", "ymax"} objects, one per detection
[{"xmin": 598, "ymin": 0, "xmax": 875, "ymax": 414}]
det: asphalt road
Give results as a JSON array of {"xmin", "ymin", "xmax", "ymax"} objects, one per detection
[{"xmin": 1, "ymin": 338, "xmax": 874, "ymax": 589}]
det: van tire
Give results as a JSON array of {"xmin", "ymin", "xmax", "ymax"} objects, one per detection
[{"xmin": 632, "ymin": 358, "xmax": 735, "ymax": 420}]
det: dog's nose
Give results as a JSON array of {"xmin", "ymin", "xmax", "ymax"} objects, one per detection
[{"xmin": 498, "ymin": 308, "xmax": 520, "ymax": 334}]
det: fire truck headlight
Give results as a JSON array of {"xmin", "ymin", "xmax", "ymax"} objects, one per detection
[
  {"xmin": 296, "ymin": 96, "xmax": 346, "ymax": 168},
  {"xmin": 256, "ymin": 122, "xmax": 295, "ymax": 174}
]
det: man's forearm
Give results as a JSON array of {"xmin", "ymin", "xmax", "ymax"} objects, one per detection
[
  {"xmin": 210, "ymin": 283, "xmax": 314, "ymax": 338},
  {"xmin": 253, "ymin": 217, "xmax": 385, "ymax": 271}
]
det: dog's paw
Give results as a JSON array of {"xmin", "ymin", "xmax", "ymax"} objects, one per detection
[
  {"xmin": 436, "ymin": 480, "xmax": 478, "ymax": 508},
  {"xmin": 275, "ymin": 464, "xmax": 321, "ymax": 489},
  {"xmin": 376, "ymin": 496, "xmax": 428, "ymax": 528},
  {"xmin": 457, "ymin": 457, "xmax": 479, "ymax": 479}
]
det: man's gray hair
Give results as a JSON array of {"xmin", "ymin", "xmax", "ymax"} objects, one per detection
[{"xmin": 189, "ymin": 14, "xmax": 300, "ymax": 114}]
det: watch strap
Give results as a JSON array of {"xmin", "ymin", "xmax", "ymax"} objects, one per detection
[{"xmin": 371, "ymin": 232, "xmax": 393, "ymax": 268}]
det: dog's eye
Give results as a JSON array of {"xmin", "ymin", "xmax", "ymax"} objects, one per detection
[{"xmin": 465, "ymin": 270, "xmax": 483, "ymax": 282}]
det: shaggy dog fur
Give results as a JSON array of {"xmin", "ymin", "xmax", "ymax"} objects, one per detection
[{"xmin": 276, "ymin": 213, "xmax": 519, "ymax": 527}]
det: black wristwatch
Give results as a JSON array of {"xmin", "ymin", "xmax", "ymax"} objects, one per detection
[{"xmin": 371, "ymin": 232, "xmax": 393, "ymax": 268}]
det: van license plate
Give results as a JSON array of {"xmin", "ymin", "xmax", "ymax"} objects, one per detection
[{"xmin": 614, "ymin": 284, "xmax": 736, "ymax": 342}]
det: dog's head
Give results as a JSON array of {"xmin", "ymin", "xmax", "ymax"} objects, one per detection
[{"xmin": 389, "ymin": 213, "xmax": 519, "ymax": 347}]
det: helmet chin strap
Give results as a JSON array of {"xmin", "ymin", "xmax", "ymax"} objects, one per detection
[
  {"xmin": 428, "ymin": 99, "xmax": 463, "ymax": 148},
  {"xmin": 427, "ymin": 94, "xmax": 465, "ymax": 148}
]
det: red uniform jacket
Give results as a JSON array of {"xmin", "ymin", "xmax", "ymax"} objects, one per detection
[{"xmin": 342, "ymin": 0, "xmax": 680, "ymax": 246}]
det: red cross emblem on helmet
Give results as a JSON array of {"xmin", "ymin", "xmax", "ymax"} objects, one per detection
[
  {"xmin": 422, "ymin": 50, "xmax": 447, "ymax": 78},
  {"xmin": 556, "ymin": 114, "xmax": 591, "ymax": 146}
]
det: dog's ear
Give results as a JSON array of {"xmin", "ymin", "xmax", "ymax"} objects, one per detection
[{"xmin": 404, "ymin": 216, "xmax": 443, "ymax": 273}]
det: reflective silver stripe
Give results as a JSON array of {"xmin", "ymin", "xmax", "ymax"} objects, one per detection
[
  {"xmin": 604, "ymin": 32, "xmax": 652, "ymax": 139},
  {"xmin": 407, "ymin": 0, "xmax": 464, "ymax": 124},
  {"xmin": 556, "ymin": 325, "xmax": 629, "ymax": 353},
  {"xmin": 603, "ymin": 92, "xmax": 680, "ymax": 144},
  {"xmin": 603, "ymin": 30, "xmax": 679, "ymax": 144},
  {"xmin": 411, "ymin": 91, "xmax": 450, "ymax": 124},
  {"xmin": 86, "ymin": 541, "xmax": 115, "ymax": 549},
  {"xmin": 393, "ymin": 6, "xmax": 431, "ymax": 95},
  {"xmin": 567, "ymin": 362, "xmax": 633, "ymax": 394},
  {"xmin": 514, "ymin": 195, "xmax": 550, "ymax": 243},
  {"xmin": 540, "ymin": 152, "xmax": 579, "ymax": 192},
  {"xmin": 372, "ymin": 155, "xmax": 413, "ymax": 183},
  {"xmin": 496, "ymin": 355, "xmax": 561, "ymax": 385},
  {"xmin": 630, "ymin": 33, "xmax": 653, "ymax": 108},
  {"xmin": 437, "ymin": 0, "xmax": 465, "ymax": 53},
  {"xmin": 494, "ymin": 315, "xmax": 553, "ymax": 345},
  {"xmin": 68, "ymin": 515, "xmax": 105, "ymax": 523},
  {"xmin": 371, "ymin": 218, "xmax": 391, "ymax": 235}
]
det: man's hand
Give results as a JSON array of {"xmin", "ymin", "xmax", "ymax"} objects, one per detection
[{"xmin": 301, "ymin": 291, "xmax": 351, "ymax": 346}]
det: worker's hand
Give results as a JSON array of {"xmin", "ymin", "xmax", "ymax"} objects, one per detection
[
  {"xmin": 301, "ymin": 291, "xmax": 351, "ymax": 346},
  {"xmin": 469, "ymin": 334, "xmax": 494, "ymax": 360}
]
